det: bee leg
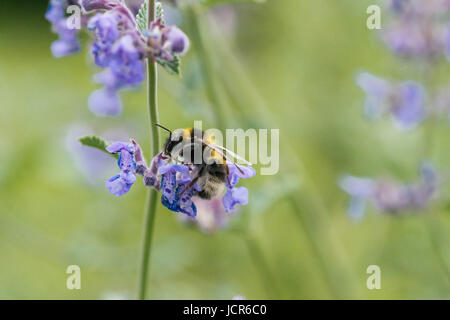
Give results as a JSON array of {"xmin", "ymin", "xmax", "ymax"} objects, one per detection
[{"xmin": 179, "ymin": 176, "xmax": 200, "ymax": 197}]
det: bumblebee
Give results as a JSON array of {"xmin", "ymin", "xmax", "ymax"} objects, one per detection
[{"xmin": 156, "ymin": 124, "xmax": 250, "ymax": 199}]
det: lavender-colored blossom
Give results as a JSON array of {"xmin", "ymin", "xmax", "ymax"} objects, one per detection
[
  {"xmin": 223, "ymin": 187, "xmax": 249, "ymax": 213},
  {"xmin": 144, "ymin": 152, "xmax": 167, "ymax": 189},
  {"xmin": 159, "ymin": 164, "xmax": 197, "ymax": 218},
  {"xmin": 339, "ymin": 164, "xmax": 438, "ymax": 219},
  {"xmin": 110, "ymin": 35, "xmax": 145, "ymax": 85},
  {"xmin": 106, "ymin": 171, "xmax": 136, "ymax": 197},
  {"xmin": 146, "ymin": 19, "xmax": 190, "ymax": 61},
  {"xmin": 88, "ymin": 13, "xmax": 120, "ymax": 67},
  {"xmin": 163, "ymin": 26, "xmax": 190, "ymax": 56},
  {"xmin": 50, "ymin": 19, "xmax": 80, "ymax": 58},
  {"xmin": 131, "ymin": 139, "xmax": 147, "ymax": 176},
  {"xmin": 80, "ymin": 0, "xmax": 120, "ymax": 12},
  {"xmin": 45, "ymin": 0, "xmax": 65, "ymax": 24},
  {"xmin": 46, "ymin": 1, "xmax": 81, "ymax": 58},
  {"xmin": 66, "ymin": 125, "xmax": 118, "ymax": 184},
  {"xmin": 48, "ymin": 0, "xmax": 190, "ymax": 116},
  {"xmin": 223, "ymin": 163, "xmax": 255, "ymax": 213},
  {"xmin": 190, "ymin": 197, "xmax": 231, "ymax": 233},
  {"xmin": 105, "ymin": 141, "xmax": 137, "ymax": 196},
  {"xmin": 88, "ymin": 87, "xmax": 122, "ymax": 116},
  {"xmin": 383, "ymin": 0, "xmax": 450, "ymax": 60},
  {"xmin": 355, "ymin": 71, "xmax": 426, "ymax": 128}
]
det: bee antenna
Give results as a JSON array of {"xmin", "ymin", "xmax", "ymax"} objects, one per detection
[{"xmin": 154, "ymin": 123, "xmax": 172, "ymax": 136}]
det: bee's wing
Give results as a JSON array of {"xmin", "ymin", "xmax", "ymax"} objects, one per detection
[{"xmin": 209, "ymin": 143, "xmax": 252, "ymax": 166}]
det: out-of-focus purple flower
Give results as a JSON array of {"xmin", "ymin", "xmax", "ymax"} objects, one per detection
[
  {"xmin": 88, "ymin": 13, "xmax": 120, "ymax": 67},
  {"xmin": 80, "ymin": 0, "xmax": 120, "ymax": 12},
  {"xmin": 338, "ymin": 176, "xmax": 375, "ymax": 220},
  {"xmin": 383, "ymin": 0, "xmax": 450, "ymax": 60},
  {"xmin": 88, "ymin": 87, "xmax": 122, "ymax": 116},
  {"xmin": 105, "ymin": 141, "xmax": 137, "ymax": 196},
  {"xmin": 110, "ymin": 35, "xmax": 145, "ymax": 85},
  {"xmin": 163, "ymin": 26, "xmax": 190, "ymax": 56},
  {"xmin": 392, "ymin": 81, "xmax": 426, "ymax": 128},
  {"xmin": 191, "ymin": 197, "xmax": 231, "ymax": 233},
  {"xmin": 46, "ymin": 1, "xmax": 81, "ymax": 58},
  {"xmin": 45, "ymin": 0, "xmax": 65, "ymax": 23},
  {"xmin": 355, "ymin": 71, "xmax": 426, "ymax": 129},
  {"xmin": 66, "ymin": 125, "xmax": 118, "ymax": 185},
  {"xmin": 339, "ymin": 163, "xmax": 439, "ymax": 220},
  {"xmin": 50, "ymin": 19, "xmax": 80, "ymax": 58},
  {"xmin": 232, "ymin": 295, "xmax": 246, "ymax": 300},
  {"xmin": 146, "ymin": 19, "xmax": 190, "ymax": 61}
]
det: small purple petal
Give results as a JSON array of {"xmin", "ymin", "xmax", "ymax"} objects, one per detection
[
  {"xmin": 164, "ymin": 27, "xmax": 190, "ymax": 56},
  {"xmin": 106, "ymin": 141, "xmax": 135, "ymax": 154},
  {"xmin": 118, "ymin": 149, "xmax": 136, "ymax": 173},
  {"xmin": 88, "ymin": 88, "xmax": 122, "ymax": 117},
  {"xmin": 105, "ymin": 172, "xmax": 135, "ymax": 197},
  {"xmin": 222, "ymin": 187, "xmax": 248, "ymax": 213}
]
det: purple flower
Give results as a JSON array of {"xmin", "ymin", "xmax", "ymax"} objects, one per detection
[
  {"xmin": 159, "ymin": 164, "xmax": 197, "ymax": 218},
  {"xmin": 223, "ymin": 187, "xmax": 249, "ymax": 213},
  {"xmin": 105, "ymin": 141, "xmax": 137, "ymax": 196},
  {"xmin": 80, "ymin": 0, "xmax": 120, "ymax": 12},
  {"xmin": 339, "ymin": 163, "xmax": 439, "ymax": 219},
  {"xmin": 355, "ymin": 71, "xmax": 426, "ymax": 128},
  {"xmin": 106, "ymin": 172, "xmax": 136, "ymax": 197},
  {"xmin": 88, "ymin": 87, "xmax": 122, "ymax": 116},
  {"xmin": 338, "ymin": 176, "xmax": 375, "ymax": 220},
  {"xmin": 45, "ymin": 0, "xmax": 65, "ymax": 24},
  {"xmin": 50, "ymin": 19, "xmax": 80, "ymax": 58},
  {"xmin": 46, "ymin": 1, "xmax": 81, "ymax": 58},
  {"xmin": 88, "ymin": 13, "xmax": 120, "ymax": 67},
  {"xmin": 223, "ymin": 163, "xmax": 255, "ymax": 212},
  {"xmin": 392, "ymin": 82, "xmax": 426, "ymax": 128},
  {"xmin": 163, "ymin": 26, "xmax": 190, "ymax": 56},
  {"xmin": 146, "ymin": 20, "xmax": 190, "ymax": 61},
  {"xmin": 188, "ymin": 197, "xmax": 231, "ymax": 233},
  {"xmin": 383, "ymin": 0, "xmax": 450, "ymax": 60},
  {"xmin": 109, "ymin": 35, "xmax": 145, "ymax": 85},
  {"xmin": 144, "ymin": 152, "xmax": 167, "ymax": 189}
]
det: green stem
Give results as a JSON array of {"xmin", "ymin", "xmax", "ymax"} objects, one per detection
[
  {"xmin": 137, "ymin": 0, "xmax": 160, "ymax": 300},
  {"xmin": 244, "ymin": 235, "xmax": 281, "ymax": 299}
]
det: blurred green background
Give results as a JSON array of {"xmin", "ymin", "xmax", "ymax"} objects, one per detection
[{"xmin": 0, "ymin": 0, "xmax": 449, "ymax": 299}]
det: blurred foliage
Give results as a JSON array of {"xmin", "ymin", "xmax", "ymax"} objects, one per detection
[{"xmin": 0, "ymin": 0, "xmax": 449, "ymax": 299}]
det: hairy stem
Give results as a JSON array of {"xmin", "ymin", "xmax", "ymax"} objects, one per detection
[{"xmin": 137, "ymin": 0, "xmax": 160, "ymax": 300}]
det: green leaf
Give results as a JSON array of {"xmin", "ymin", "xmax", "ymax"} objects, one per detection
[
  {"xmin": 78, "ymin": 136, "xmax": 118, "ymax": 159},
  {"xmin": 157, "ymin": 55, "xmax": 180, "ymax": 76},
  {"xmin": 136, "ymin": 0, "xmax": 148, "ymax": 33},
  {"xmin": 156, "ymin": 1, "xmax": 165, "ymax": 24},
  {"xmin": 201, "ymin": 0, "xmax": 266, "ymax": 6},
  {"xmin": 136, "ymin": 1, "xmax": 164, "ymax": 33}
]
